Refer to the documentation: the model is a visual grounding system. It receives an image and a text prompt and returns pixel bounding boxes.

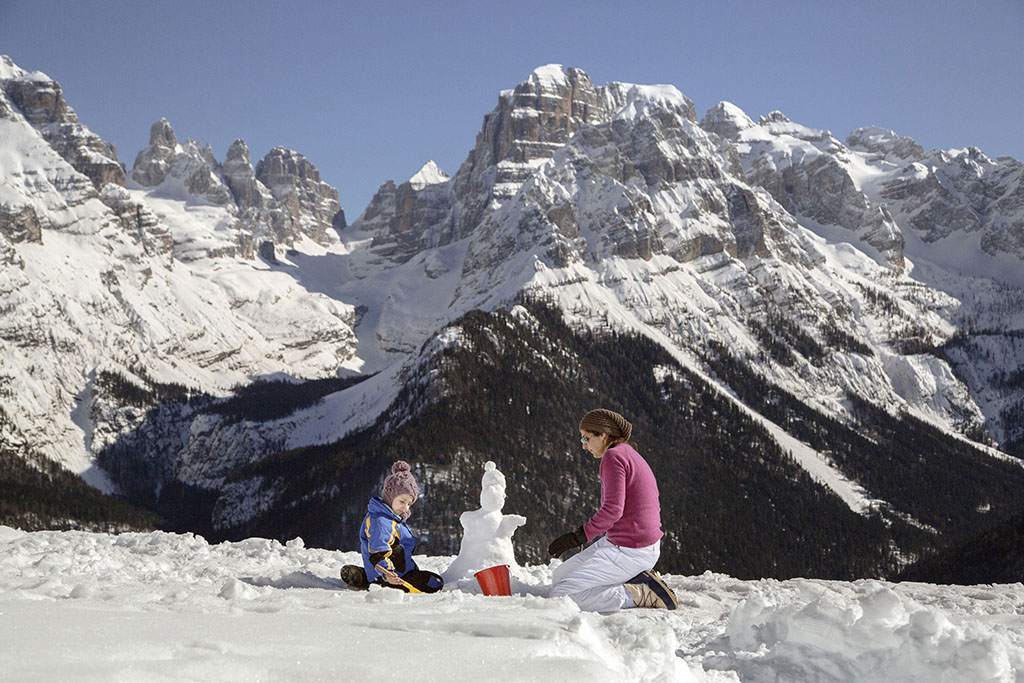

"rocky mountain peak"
[354,163,455,264]
[255,147,345,246]
[360,65,698,264]
[127,122,347,258]
[503,64,609,161]
[448,65,612,241]
[730,113,906,269]
[408,161,450,190]
[0,56,124,189]
[0,55,26,79]
[363,65,750,273]
[941,146,992,169]
[846,126,925,161]
[131,119,179,187]
[700,101,756,140]
[464,64,608,175]
[0,64,71,127]
[222,138,268,211]
[602,81,696,124]
[760,111,791,125]
[131,121,232,205]
[225,138,251,166]
[149,118,178,149]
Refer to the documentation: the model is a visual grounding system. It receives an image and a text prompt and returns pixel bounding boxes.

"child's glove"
[547,526,587,557]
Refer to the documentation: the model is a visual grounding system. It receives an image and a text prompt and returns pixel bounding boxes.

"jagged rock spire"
[131,119,178,187]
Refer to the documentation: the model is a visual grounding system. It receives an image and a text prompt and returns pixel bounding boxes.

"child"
[340,461,444,593]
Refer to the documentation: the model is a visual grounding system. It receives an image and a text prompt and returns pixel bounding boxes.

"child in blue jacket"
[340,461,443,593]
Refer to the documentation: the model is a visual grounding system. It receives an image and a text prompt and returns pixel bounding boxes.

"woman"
[547,408,677,612]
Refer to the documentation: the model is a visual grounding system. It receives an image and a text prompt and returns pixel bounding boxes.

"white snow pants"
[550,536,660,613]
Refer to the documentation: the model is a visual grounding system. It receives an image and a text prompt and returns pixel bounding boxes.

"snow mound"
[710,579,1024,682]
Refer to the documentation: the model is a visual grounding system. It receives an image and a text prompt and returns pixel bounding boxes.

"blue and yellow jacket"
[360,496,418,581]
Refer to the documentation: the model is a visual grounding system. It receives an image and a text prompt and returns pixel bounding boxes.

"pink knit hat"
[382,461,419,505]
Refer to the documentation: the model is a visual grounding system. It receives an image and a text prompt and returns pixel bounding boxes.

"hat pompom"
[392,461,411,474]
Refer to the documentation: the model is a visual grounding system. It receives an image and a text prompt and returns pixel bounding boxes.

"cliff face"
[1,55,125,190]
[255,146,346,248]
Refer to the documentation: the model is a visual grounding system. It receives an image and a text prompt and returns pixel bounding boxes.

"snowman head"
[479,461,506,512]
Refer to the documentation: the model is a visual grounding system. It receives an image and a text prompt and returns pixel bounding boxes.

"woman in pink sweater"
[547,409,678,612]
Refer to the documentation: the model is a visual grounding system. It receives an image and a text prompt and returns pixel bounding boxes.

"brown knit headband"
[579,408,632,442]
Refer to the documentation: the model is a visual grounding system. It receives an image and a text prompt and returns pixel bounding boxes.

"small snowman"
[441,461,526,583]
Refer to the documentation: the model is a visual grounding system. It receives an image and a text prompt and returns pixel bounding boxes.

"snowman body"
[441,461,526,582]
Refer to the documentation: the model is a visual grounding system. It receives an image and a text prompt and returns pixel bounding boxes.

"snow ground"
[2,526,1023,682]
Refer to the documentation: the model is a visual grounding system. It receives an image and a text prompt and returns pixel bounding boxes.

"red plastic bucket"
[474,564,511,596]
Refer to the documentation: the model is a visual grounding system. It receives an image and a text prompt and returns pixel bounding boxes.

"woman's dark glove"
[547,526,587,557]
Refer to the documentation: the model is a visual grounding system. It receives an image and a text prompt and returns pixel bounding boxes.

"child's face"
[390,493,415,517]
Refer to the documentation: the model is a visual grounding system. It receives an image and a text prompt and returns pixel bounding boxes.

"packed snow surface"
[3,526,1024,682]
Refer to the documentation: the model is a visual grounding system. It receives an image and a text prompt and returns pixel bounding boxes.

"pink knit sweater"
[582,443,664,548]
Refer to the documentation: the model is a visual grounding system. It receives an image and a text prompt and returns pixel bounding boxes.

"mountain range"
[3,56,1023,580]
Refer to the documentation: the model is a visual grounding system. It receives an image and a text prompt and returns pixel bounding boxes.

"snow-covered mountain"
[352,63,1022,454]
[0,56,356,485]
[702,104,1024,448]
[3,57,1024,577]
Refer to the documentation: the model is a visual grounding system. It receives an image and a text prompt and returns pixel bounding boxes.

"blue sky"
[2,0,1022,217]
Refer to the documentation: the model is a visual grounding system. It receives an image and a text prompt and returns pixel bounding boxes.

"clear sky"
[2,0,1022,217]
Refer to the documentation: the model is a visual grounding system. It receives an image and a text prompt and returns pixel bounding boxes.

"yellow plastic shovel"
[375,564,423,594]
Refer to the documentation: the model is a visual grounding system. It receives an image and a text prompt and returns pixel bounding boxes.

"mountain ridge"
[2,57,1024,580]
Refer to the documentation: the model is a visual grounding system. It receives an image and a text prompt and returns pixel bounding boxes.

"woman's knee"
[549,580,573,598]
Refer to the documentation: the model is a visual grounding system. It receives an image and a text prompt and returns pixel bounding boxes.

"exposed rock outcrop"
[702,105,908,269]
[222,139,269,211]
[0,205,44,244]
[131,119,177,187]
[131,119,232,205]
[700,101,756,140]
[356,162,455,263]
[451,65,612,240]
[130,119,345,257]
[99,185,174,260]
[847,126,925,161]
[0,56,125,189]
[880,147,1024,259]
[255,147,345,247]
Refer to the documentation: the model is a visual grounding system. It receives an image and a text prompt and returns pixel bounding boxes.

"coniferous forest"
[0,408,160,533]
[898,510,1024,585]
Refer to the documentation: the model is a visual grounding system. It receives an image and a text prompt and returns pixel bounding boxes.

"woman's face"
[580,429,609,459]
